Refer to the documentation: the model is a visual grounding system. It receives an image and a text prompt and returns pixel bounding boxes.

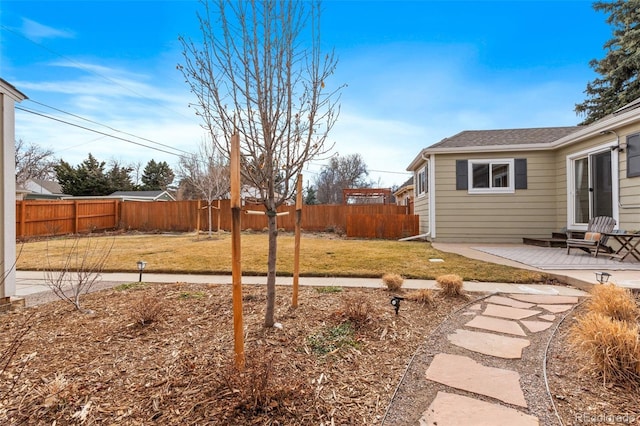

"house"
[21,178,68,200]
[406,99,640,243]
[1,78,27,300]
[108,190,176,202]
[393,177,414,207]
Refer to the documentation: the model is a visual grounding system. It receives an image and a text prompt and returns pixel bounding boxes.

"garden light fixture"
[137,260,147,282]
[390,296,405,315]
[595,271,611,284]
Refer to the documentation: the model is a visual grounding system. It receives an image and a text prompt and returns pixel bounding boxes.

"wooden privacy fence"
[16,199,418,240]
[16,200,119,239]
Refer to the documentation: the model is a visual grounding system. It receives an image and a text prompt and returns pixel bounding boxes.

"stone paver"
[538,304,573,313]
[485,295,535,309]
[447,329,531,359]
[465,315,527,336]
[483,304,541,320]
[419,392,539,426]
[401,292,581,425]
[510,294,579,304]
[425,353,527,406]
[520,320,553,333]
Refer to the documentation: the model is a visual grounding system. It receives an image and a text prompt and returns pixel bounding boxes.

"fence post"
[18,200,25,238]
[74,200,79,234]
[114,200,120,229]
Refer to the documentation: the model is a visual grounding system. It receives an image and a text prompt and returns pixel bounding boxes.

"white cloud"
[21,18,75,41]
[14,60,204,171]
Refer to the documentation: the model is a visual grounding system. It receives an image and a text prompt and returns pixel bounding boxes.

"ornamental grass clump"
[569,311,640,387]
[405,289,436,306]
[382,273,404,291]
[586,284,639,323]
[129,293,167,327]
[342,294,374,327]
[436,274,465,297]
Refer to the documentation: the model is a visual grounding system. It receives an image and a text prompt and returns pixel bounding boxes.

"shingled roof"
[428,126,581,149]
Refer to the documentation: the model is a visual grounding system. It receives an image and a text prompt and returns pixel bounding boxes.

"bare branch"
[43,236,114,313]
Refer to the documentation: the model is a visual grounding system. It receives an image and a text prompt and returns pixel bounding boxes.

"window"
[416,166,427,197]
[627,133,640,178]
[468,159,515,193]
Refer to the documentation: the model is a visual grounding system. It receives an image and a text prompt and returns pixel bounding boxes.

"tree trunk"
[207,202,212,238]
[264,212,278,327]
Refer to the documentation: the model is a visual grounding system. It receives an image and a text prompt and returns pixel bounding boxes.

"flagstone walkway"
[383,293,583,426]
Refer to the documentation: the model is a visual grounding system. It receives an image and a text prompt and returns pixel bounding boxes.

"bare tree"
[179,0,342,327]
[43,236,114,313]
[15,139,56,188]
[314,153,371,204]
[177,138,230,237]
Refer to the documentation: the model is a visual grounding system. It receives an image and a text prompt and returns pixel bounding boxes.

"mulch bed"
[2,282,638,425]
[0,282,468,425]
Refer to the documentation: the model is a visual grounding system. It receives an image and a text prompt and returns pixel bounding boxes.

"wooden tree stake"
[230,132,244,369]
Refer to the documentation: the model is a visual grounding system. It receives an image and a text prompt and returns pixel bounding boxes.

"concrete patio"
[432,242,640,291]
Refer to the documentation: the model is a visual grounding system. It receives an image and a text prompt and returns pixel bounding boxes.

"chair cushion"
[584,232,601,241]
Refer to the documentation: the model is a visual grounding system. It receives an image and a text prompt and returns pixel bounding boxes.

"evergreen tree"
[304,185,318,205]
[140,159,175,191]
[55,154,110,196]
[105,160,136,193]
[55,154,136,196]
[575,1,640,124]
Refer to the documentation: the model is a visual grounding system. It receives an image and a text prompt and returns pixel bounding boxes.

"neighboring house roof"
[429,126,581,149]
[25,178,63,194]
[109,190,176,201]
[394,177,414,197]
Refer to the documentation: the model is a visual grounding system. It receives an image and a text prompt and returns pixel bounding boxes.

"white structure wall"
[0,79,27,299]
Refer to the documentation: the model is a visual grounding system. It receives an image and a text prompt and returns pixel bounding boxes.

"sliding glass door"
[569,149,614,227]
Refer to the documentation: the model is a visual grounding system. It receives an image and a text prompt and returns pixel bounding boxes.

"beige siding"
[433,151,557,243]
[554,124,640,233]
[618,125,640,232]
[412,165,430,234]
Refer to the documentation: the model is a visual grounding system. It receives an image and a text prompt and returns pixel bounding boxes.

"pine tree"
[575,1,640,124]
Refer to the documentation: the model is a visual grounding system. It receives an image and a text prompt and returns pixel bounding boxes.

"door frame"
[566,142,619,231]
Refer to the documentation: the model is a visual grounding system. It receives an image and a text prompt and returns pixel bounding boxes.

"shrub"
[436,274,465,297]
[405,289,436,306]
[569,311,640,387]
[217,351,308,414]
[342,294,373,327]
[382,273,404,291]
[587,284,639,323]
[130,293,166,326]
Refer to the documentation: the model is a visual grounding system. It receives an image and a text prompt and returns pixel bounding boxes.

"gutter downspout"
[399,152,431,241]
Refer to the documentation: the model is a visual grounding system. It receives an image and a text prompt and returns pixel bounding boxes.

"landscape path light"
[390,295,405,315]
[595,271,611,285]
[137,260,147,282]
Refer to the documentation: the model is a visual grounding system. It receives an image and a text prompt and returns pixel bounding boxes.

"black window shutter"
[515,158,527,189]
[456,160,468,190]
[627,133,640,178]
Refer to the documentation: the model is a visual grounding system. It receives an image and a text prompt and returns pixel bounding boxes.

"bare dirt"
[1,282,638,425]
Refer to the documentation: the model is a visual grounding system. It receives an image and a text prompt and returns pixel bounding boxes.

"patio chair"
[566,216,617,257]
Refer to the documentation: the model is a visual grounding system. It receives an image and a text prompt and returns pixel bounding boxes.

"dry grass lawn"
[16,231,548,283]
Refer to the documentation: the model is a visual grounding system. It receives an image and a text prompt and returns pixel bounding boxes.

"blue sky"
[1,0,612,188]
